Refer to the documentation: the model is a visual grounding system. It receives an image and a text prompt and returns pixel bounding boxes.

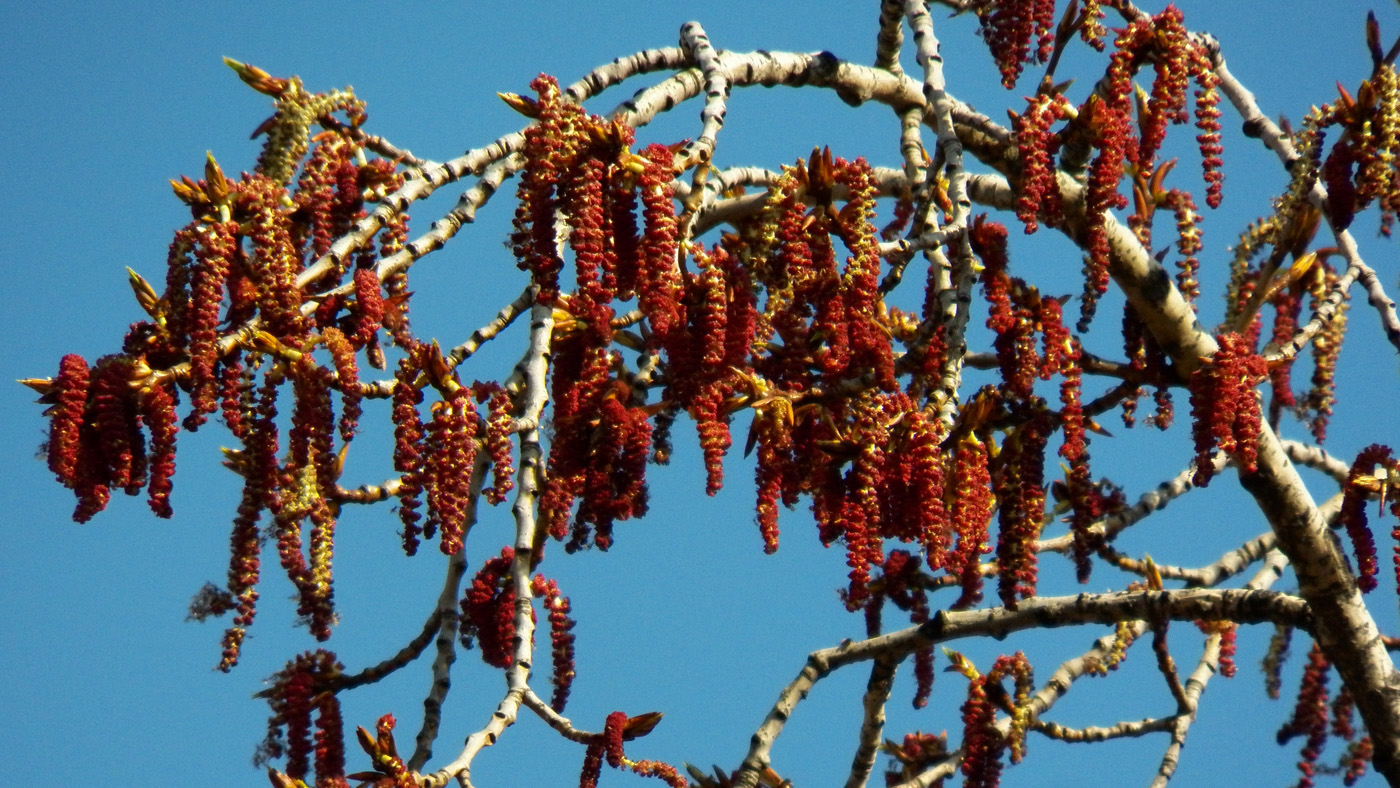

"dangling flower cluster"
[994,410,1051,608]
[1188,332,1268,487]
[1074,93,1131,332]
[1267,284,1302,423]
[391,347,428,555]
[461,548,518,669]
[974,0,1058,89]
[1329,685,1374,785]
[389,345,519,555]
[294,134,360,261]
[351,266,386,348]
[754,149,895,391]
[1073,5,1221,330]
[1119,304,1174,430]
[1263,624,1293,700]
[508,76,628,306]
[1055,335,1103,582]
[948,650,1034,788]
[463,552,573,694]
[577,384,654,550]
[37,65,422,675]
[1300,258,1346,444]
[474,382,517,505]
[174,219,239,429]
[1167,186,1205,300]
[788,391,953,611]
[579,712,626,788]
[543,369,654,552]
[281,356,339,643]
[143,381,179,518]
[1195,620,1238,678]
[863,550,935,707]
[1011,91,1072,233]
[531,574,578,712]
[243,175,311,342]
[36,354,181,523]
[971,217,1076,403]
[423,386,479,556]
[213,369,281,671]
[1276,643,1331,788]
[949,431,996,609]
[1311,50,1400,234]
[321,327,362,442]
[577,711,677,788]
[44,354,90,486]
[1337,444,1396,595]
[973,220,1035,400]
[256,649,347,788]
[503,78,687,550]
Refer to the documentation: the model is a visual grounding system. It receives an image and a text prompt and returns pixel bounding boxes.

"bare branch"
[844,656,897,788]
[673,22,730,172]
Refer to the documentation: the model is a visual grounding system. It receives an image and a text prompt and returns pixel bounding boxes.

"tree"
[14,1,1400,786]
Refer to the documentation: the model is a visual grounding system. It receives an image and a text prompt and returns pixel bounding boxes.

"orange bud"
[223,57,289,96]
[18,376,56,397]
[203,152,230,203]
[622,711,664,740]
[497,92,540,118]
[355,725,379,757]
[126,267,161,318]
[170,175,205,205]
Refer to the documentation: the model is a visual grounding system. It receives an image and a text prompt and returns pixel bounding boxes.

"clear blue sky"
[1,2,1393,786]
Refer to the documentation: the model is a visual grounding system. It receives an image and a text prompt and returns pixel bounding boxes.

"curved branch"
[674,22,730,171]
[734,588,1310,785]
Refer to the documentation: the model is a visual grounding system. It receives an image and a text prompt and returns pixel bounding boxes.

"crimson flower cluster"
[1302,38,1400,235]
[1188,332,1267,487]
[1277,644,1334,788]
[1065,5,1222,330]
[389,343,520,556]
[460,548,578,709]
[1337,444,1398,595]
[258,649,348,788]
[577,711,682,788]
[968,217,1110,587]
[1268,633,1376,785]
[531,574,578,712]
[954,651,1034,788]
[40,353,180,523]
[37,97,412,672]
[504,78,681,549]
[973,0,1057,89]
[863,549,935,708]
[1011,92,1071,233]
[1120,304,1175,430]
[461,548,519,669]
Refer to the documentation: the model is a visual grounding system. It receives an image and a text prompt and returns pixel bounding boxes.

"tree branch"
[734,589,1310,786]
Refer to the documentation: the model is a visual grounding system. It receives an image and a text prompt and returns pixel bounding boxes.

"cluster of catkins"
[34,5,1400,786]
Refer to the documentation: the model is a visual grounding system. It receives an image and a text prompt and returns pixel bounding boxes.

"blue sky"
[1,2,1393,786]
